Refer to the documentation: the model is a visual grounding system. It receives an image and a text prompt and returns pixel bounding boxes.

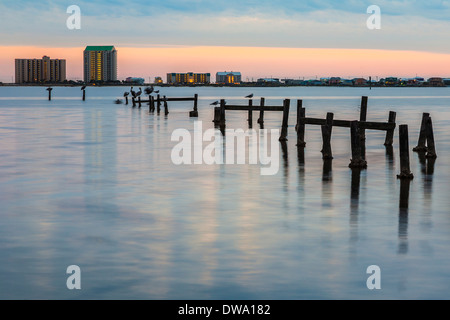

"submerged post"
[360,96,368,141]
[425,117,437,159]
[296,101,306,147]
[321,112,334,159]
[397,124,414,179]
[384,111,397,146]
[190,94,199,117]
[413,113,430,152]
[349,121,367,169]
[47,88,52,101]
[257,98,265,124]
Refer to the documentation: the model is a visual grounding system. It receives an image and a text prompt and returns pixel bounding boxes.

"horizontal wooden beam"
[140,97,196,103]
[302,117,395,130]
[224,105,284,111]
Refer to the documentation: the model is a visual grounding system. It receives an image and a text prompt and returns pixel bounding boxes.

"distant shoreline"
[0,83,448,88]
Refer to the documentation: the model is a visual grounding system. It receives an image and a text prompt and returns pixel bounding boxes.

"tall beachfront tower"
[83,46,117,83]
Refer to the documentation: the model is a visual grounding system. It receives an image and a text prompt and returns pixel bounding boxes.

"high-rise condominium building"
[83,46,117,83]
[15,56,66,84]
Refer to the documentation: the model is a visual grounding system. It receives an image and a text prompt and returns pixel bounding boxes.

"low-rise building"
[427,77,444,87]
[125,77,145,84]
[167,72,210,84]
[216,71,241,84]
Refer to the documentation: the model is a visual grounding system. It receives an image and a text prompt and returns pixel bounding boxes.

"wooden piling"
[349,121,367,168]
[425,117,437,159]
[219,99,226,126]
[321,112,334,159]
[157,94,161,114]
[164,96,169,115]
[125,96,128,105]
[48,89,52,101]
[132,97,136,107]
[248,99,253,128]
[257,98,265,124]
[384,111,396,146]
[190,94,199,117]
[138,96,142,108]
[360,96,368,140]
[279,99,290,141]
[413,113,430,152]
[296,101,306,147]
[397,124,414,179]
[213,107,221,124]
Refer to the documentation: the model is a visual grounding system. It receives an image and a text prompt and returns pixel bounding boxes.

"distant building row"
[165,72,241,85]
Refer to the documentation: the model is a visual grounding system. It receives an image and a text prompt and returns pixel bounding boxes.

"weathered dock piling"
[257,98,265,125]
[359,96,368,140]
[248,99,253,128]
[321,112,334,159]
[189,94,199,117]
[164,96,169,115]
[82,89,86,101]
[296,100,306,147]
[384,111,397,146]
[138,96,142,108]
[397,124,414,179]
[157,94,161,114]
[349,121,367,169]
[425,117,437,159]
[279,99,290,141]
[413,113,430,152]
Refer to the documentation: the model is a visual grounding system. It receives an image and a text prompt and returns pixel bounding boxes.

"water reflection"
[322,159,333,209]
[280,140,288,183]
[350,168,362,244]
[398,179,411,255]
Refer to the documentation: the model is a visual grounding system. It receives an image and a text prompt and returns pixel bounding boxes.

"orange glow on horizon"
[1,45,450,82]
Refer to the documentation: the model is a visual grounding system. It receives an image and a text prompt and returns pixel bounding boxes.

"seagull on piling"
[46,87,52,91]
[154,90,159,94]
[123,92,129,97]
[210,101,219,105]
[81,85,86,90]
[245,93,253,98]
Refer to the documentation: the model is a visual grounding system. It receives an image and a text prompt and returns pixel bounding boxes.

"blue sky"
[1,0,450,52]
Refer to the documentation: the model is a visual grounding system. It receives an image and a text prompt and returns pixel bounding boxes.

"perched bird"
[154,90,159,94]
[46,87,52,91]
[114,99,123,104]
[123,92,129,97]
[245,93,253,98]
[144,86,153,95]
[130,87,136,98]
[210,101,219,105]
[136,88,142,97]
[81,85,86,90]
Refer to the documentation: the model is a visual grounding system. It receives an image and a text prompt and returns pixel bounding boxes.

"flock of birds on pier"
[209,93,253,106]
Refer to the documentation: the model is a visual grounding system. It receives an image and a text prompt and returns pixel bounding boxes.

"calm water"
[0,86,449,299]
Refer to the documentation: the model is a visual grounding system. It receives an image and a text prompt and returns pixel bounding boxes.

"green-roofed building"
[83,45,117,83]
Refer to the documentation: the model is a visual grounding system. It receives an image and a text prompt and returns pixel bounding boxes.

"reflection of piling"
[349,121,367,168]
[359,96,368,140]
[413,113,430,152]
[322,159,332,182]
[321,112,333,159]
[296,100,306,147]
[138,96,142,108]
[399,179,411,209]
[132,97,136,107]
[257,98,265,125]
[384,111,396,146]
[279,99,290,141]
[351,168,361,205]
[397,124,414,179]
[425,117,437,159]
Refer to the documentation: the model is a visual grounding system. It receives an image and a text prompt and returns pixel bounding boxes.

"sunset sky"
[1,0,450,82]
